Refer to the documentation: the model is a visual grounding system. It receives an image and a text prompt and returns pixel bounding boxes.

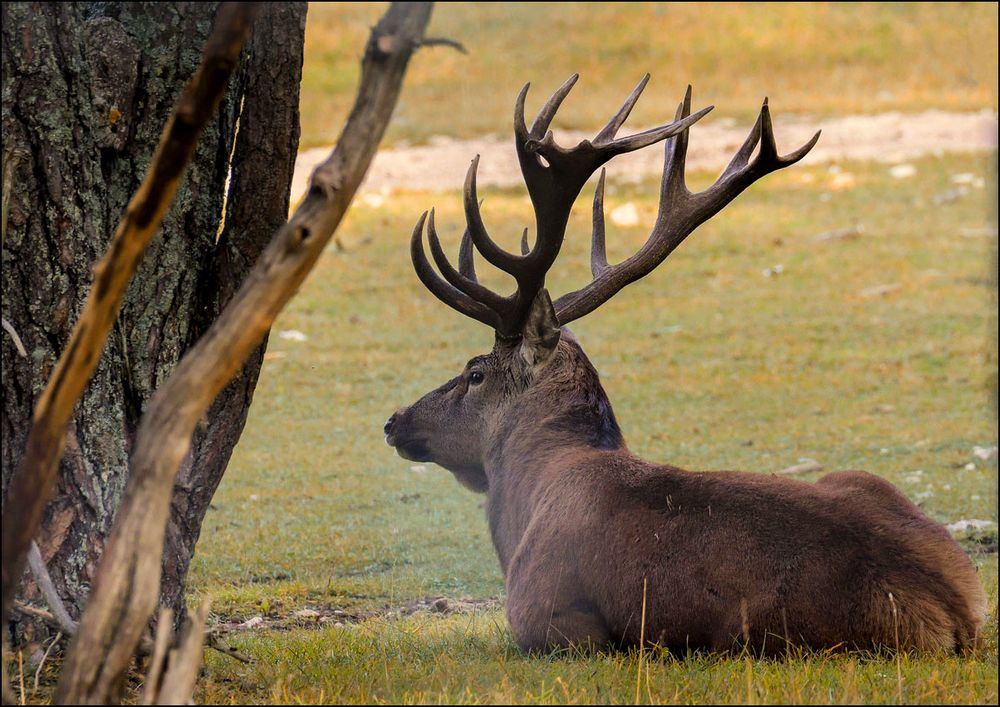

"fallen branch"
[32,632,61,698]
[11,599,243,667]
[205,631,253,664]
[55,3,432,703]
[0,2,260,642]
[775,461,824,476]
[813,224,864,242]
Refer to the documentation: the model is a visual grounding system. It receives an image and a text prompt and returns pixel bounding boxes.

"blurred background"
[300,2,997,147]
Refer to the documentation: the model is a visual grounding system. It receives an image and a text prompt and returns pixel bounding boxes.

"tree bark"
[1,1,304,638]
[162,0,306,619]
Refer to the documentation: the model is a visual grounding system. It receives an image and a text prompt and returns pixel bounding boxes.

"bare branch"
[140,608,174,706]
[26,541,76,634]
[418,36,467,53]
[1,2,260,644]
[1,317,26,357]
[55,3,433,703]
[153,602,209,706]
[32,632,61,697]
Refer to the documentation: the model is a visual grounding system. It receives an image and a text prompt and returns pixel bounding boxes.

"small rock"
[610,202,640,227]
[931,187,968,205]
[295,609,320,620]
[431,597,450,613]
[889,164,916,179]
[972,445,997,461]
[762,264,784,278]
[964,462,976,471]
[829,173,855,190]
[278,329,308,342]
[361,193,385,208]
[950,173,976,184]
[946,519,996,533]
[240,616,264,629]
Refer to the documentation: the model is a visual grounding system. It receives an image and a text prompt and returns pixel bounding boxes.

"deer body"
[386,75,987,654]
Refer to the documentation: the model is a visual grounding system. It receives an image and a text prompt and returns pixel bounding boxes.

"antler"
[553,88,821,325]
[411,74,712,337]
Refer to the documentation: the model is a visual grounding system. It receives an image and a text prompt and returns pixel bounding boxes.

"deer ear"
[519,289,561,368]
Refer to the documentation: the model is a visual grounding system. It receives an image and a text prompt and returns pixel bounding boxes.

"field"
[299,3,998,147]
[175,3,1000,704]
[183,145,998,703]
[18,3,998,705]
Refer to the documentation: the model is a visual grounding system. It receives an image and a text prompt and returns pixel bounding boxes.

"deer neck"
[482,357,625,572]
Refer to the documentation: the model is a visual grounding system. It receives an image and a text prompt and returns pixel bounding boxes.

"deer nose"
[383,414,398,436]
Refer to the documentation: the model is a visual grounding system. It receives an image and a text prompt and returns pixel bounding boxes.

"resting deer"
[384,75,987,654]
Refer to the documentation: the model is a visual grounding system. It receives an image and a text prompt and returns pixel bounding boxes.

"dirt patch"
[292,110,997,202]
[214,596,503,633]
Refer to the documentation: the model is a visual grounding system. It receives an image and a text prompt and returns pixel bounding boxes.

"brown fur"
[387,332,987,655]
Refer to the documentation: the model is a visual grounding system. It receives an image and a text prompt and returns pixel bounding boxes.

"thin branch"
[139,608,173,706]
[418,36,467,53]
[11,601,66,631]
[2,317,27,357]
[55,3,432,703]
[1,0,260,656]
[32,632,61,697]
[154,601,210,706]
[26,541,76,634]
[205,632,253,664]
[11,599,240,665]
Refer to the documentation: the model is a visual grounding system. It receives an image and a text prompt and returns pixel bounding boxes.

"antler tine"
[591,169,609,277]
[595,73,650,143]
[660,86,693,207]
[712,97,821,198]
[606,104,712,155]
[458,198,486,281]
[425,209,508,313]
[410,212,501,329]
[458,228,477,280]
[463,155,529,274]
[553,90,820,326]
[520,228,530,256]
[529,73,579,139]
[515,76,712,251]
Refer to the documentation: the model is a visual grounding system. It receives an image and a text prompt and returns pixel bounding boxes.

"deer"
[383,75,988,655]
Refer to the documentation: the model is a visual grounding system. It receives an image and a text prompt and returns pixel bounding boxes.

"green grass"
[299,2,999,147]
[181,151,998,704]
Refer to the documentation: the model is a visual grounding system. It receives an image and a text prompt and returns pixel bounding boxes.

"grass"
[299,2,999,147]
[176,150,998,704]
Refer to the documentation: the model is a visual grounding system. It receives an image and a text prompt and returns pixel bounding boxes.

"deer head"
[384,75,819,491]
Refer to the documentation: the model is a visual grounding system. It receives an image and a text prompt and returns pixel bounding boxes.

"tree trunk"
[1,1,305,639]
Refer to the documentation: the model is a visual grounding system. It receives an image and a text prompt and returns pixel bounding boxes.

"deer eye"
[468,370,485,385]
